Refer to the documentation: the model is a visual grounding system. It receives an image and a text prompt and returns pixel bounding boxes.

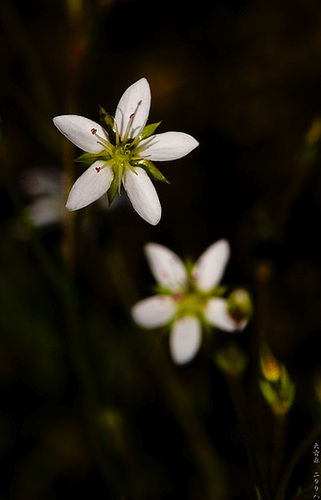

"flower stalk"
[215,343,269,500]
[259,343,295,493]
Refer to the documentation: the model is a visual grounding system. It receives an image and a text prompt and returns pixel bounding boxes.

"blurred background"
[2,0,321,498]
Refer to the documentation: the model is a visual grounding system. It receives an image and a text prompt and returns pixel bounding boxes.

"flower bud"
[227,288,252,325]
[260,343,282,383]
[214,342,248,378]
[259,345,295,416]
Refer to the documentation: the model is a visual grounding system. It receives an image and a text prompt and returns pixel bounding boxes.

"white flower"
[53,78,199,225]
[131,240,248,365]
[20,167,64,227]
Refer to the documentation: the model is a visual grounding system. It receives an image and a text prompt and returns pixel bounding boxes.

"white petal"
[65,161,113,210]
[53,115,108,153]
[27,196,62,227]
[144,243,187,293]
[122,167,161,225]
[139,131,199,161]
[169,316,201,364]
[131,296,176,328]
[192,239,230,292]
[204,298,246,332]
[22,167,62,196]
[114,78,151,140]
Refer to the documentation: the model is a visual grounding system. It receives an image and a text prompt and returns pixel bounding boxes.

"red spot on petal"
[91,128,97,134]
[129,113,135,119]
[95,166,101,173]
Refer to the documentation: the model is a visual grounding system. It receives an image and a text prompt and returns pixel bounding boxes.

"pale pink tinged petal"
[114,78,151,140]
[122,167,161,225]
[169,316,201,364]
[65,161,113,211]
[139,131,199,161]
[131,296,176,328]
[53,115,108,153]
[204,298,246,332]
[144,243,187,293]
[192,239,230,292]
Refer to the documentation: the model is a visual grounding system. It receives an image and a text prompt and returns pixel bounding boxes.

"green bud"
[259,363,295,416]
[227,288,252,324]
[214,342,248,378]
[260,343,282,383]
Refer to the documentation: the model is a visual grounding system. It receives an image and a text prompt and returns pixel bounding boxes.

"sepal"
[99,105,116,144]
[76,151,111,166]
[132,159,170,184]
[139,121,162,141]
[106,167,119,205]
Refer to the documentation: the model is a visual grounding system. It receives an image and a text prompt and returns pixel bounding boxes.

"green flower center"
[156,266,227,324]
[90,128,139,180]
[113,143,134,165]
[175,292,206,319]
[76,112,164,205]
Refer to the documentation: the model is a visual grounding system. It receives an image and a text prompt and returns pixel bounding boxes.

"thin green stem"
[144,335,230,500]
[275,422,321,500]
[227,374,269,500]
[104,245,230,498]
[271,414,286,492]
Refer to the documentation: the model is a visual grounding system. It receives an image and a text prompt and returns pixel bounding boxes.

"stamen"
[123,115,134,141]
[90,128,114,154]
[134,134,156,156]
[123,100,143,141]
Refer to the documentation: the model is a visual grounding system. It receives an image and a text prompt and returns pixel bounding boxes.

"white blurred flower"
[53,78,198,225]
[20,167,64,227]
[131,240,248,365]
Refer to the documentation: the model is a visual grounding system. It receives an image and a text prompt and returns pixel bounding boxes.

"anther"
[91,128,97,135]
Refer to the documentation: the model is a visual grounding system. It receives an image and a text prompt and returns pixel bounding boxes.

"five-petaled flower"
[131,240,249,364]
[53,78,198,225]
